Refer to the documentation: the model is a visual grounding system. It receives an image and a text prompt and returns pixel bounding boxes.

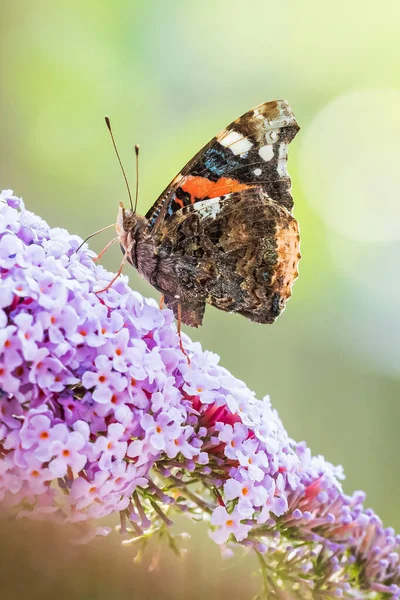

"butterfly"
[114,100,301,328]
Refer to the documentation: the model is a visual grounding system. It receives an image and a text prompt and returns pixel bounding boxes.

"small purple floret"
[0,190,399,598]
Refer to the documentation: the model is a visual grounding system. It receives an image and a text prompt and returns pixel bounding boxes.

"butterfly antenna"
[134,144,139,214]
[75,223,116,253]
[104,116,134,212]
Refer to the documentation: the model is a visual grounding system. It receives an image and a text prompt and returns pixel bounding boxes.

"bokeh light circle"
[299,90,400,242]
[326,231,400,378]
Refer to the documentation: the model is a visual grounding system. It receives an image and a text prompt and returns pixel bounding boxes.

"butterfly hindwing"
[145,100,300,232]
[152,189,301,327]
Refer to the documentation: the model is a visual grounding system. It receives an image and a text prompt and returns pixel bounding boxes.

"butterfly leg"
[96,245,131,294]
[177,301,191,365]
[159,294,165,310]
[93,237,118,262]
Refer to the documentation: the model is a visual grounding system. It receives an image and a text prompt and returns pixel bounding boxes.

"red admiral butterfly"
[109,100,301,328]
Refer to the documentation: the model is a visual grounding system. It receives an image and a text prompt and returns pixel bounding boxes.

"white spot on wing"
[265,130,279,144]
[220,130,253,155]
[277,143,288,176]
[193,198,223,220]
[254,168,262,176]
[263,115,291,130]
[253,108,264,119]
[258,145,274,162]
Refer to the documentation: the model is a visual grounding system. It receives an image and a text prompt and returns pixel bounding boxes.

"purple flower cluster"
[0,190,399,598]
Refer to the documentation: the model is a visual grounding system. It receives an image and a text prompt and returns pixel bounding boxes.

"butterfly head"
[116,201,146,255]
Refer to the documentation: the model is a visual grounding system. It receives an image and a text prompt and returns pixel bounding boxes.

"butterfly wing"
[153,189,301,327]
[145,100,299,233]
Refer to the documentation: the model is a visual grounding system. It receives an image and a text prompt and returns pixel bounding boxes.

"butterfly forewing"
[145,100,299,233]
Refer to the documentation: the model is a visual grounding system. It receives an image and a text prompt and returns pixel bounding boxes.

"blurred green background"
[1,0,400,597]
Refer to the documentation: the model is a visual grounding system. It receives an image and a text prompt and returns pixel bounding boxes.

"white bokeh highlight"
[299,89,400,242]
[327,233,400,378]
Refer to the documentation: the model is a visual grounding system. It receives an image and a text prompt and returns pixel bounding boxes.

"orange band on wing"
[181,176,251,201]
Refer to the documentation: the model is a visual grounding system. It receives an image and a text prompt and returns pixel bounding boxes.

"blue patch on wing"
[148,200,177,227]
[203,146,242,177]
[148,208,161,227]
